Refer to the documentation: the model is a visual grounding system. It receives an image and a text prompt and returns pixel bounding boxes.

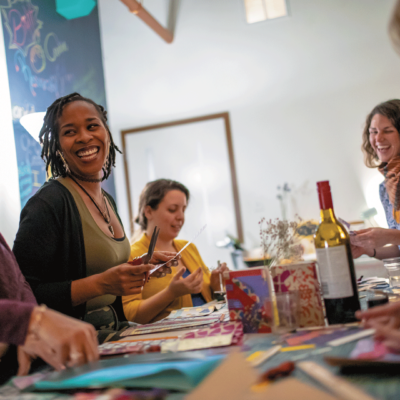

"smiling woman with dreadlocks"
[13,93,176,340]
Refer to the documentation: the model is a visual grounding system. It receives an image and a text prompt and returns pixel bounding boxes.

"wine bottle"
[314,181,360,324]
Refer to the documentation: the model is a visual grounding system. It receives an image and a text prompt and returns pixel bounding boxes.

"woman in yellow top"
[123,179,229,323]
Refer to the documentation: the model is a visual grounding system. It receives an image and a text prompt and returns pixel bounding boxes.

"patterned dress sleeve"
[380,182,400,250]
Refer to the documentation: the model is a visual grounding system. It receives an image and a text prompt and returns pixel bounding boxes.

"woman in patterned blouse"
[351,100,400,260]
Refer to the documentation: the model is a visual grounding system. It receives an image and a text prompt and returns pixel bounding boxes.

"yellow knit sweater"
[122,234,213,322]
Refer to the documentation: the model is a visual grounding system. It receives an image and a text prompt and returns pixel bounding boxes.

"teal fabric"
[33,355,224,392]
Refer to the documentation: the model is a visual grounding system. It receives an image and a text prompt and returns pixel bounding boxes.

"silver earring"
[57,150,70,174]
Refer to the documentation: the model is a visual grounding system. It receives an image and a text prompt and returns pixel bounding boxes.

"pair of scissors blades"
[142,226,159,264]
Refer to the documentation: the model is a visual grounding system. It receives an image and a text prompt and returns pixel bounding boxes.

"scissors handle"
[142,226,159,264]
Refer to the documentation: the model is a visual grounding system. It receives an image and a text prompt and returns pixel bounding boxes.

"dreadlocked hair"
[39,92,122,181]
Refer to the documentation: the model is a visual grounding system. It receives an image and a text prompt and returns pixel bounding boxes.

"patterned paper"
[224,268,273,333]
[176,321,243,352]
[165,305,215,319]
[271,262,324,327]
[120,316,220,337]
[98,340,170,356]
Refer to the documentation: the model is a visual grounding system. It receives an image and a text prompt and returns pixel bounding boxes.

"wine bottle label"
[316,245,354,299]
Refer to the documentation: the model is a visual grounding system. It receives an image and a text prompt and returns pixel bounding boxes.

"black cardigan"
[13,179,123,320]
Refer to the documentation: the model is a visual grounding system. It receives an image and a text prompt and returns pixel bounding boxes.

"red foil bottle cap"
[317,181,333,210]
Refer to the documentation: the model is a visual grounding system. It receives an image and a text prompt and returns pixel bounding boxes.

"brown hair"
[135,179,190,232]
[362,99,400,168]
[389,0,400,55]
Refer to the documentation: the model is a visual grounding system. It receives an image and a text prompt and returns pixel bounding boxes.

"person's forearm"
[70,275,104,307]
[370,245,400,260]
[134,288,176,324]
[388,229,400,246]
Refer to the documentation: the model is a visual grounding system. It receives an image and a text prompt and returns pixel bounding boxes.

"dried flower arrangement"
[259,216,303,268]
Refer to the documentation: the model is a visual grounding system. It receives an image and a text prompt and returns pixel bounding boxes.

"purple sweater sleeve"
[0,233,37,345]
[0,300,34,345]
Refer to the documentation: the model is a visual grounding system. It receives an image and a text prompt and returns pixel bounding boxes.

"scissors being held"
[129,227,179,280]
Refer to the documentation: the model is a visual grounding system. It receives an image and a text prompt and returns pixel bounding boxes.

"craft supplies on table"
[121,316,221,337]
[246,345,281,367]
[165,304,217,319]
[325,337,400,368]
[99,337,179,356]
[282,325,374,347]
[175,321,243,352]
[271,261,325,328]
[224,267,274,333]
[298,361,376,400]
[29,353,225,392]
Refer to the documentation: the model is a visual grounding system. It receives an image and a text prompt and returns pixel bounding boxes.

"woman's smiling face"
[145,190,187,241]
[58,101,109,179]
[369,113,400,163]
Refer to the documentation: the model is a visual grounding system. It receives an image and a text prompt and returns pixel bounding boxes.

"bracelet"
[29,304,47,338]
[372,248,376,258]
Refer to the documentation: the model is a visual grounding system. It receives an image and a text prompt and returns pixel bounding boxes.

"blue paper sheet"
[33,355,224,392]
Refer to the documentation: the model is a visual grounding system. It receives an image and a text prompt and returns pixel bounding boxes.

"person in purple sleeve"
[0,232,99,384]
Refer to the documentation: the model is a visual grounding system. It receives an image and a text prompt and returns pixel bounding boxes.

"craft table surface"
[164,331,400,400]
[0,330,398,400]
[0,294,397,399]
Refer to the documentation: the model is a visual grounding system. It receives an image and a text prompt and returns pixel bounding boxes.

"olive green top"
[59,178,131,311]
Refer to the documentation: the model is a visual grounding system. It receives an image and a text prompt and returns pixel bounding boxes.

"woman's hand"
[166,267,203,298]
[373,323,400,352]
[17,307,99,375]
[97,263,152,296]
[356,303,400,353]
[351,228,397,249]
[148,251,180,278]
[350,242,368,259]
[356,302,400,330]
[210,262,229,292]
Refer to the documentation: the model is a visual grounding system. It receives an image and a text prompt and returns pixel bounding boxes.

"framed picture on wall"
[121,112,243,268]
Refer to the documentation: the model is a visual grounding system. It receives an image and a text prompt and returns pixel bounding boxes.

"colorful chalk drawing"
[0,0,116,207]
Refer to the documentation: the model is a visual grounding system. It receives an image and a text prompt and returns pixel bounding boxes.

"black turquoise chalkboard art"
[0,0,116,207]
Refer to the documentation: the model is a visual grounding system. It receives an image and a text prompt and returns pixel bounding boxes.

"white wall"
[98,0,399,250]
[0,17,21,247]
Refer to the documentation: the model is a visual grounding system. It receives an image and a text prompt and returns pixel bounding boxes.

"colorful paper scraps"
[32,355,225,392]
[0,389,168,400]
[224,267,273,333]
[351,339,389,360]
[121,316,221,337]
[175,321,243,352]
[350,338,400,362]
[99,338,179,356]
[283,326,371,347]
[165,305,216,319]
[326,338,400,368]
[281,345,316,352]
[271,262,324,328]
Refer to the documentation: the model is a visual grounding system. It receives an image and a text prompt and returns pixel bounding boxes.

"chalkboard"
[0,0,116,207]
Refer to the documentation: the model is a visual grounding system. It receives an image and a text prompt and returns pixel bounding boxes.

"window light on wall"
[244,0,288,24]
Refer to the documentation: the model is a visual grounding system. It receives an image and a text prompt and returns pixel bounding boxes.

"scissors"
[128,226,159,282]
[142,226,160,264]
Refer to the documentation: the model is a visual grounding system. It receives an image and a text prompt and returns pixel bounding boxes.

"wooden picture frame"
[121,112,243,244]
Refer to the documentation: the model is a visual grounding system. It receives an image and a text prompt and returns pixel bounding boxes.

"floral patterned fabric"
[380,182,400,250]
[271,262,324,327]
